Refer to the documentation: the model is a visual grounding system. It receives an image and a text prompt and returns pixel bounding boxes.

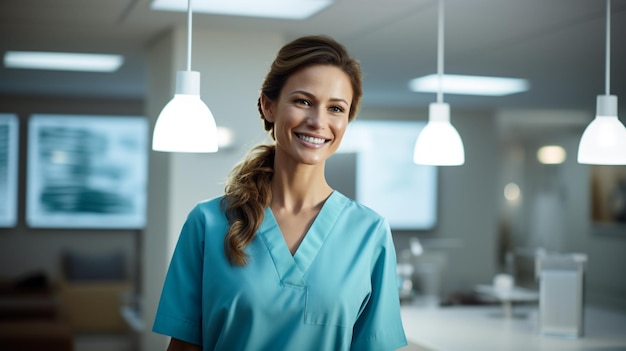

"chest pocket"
[303,277,369,327]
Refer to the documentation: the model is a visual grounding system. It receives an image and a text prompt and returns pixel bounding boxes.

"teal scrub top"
[153,191,407,351]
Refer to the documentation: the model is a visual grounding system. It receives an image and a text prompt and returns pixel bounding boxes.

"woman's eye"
[329,106,345,113]
[295,99,311,106]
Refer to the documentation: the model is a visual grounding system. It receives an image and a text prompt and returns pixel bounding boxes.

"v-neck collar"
[257,191,349,286]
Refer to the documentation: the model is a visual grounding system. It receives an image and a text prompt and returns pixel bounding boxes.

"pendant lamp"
[577,0,626,165]
[413,0,464,166]
[152,0,219,153]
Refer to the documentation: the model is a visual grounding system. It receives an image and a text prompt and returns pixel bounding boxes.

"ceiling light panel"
[409,74,530,96]
[151,0,332,20]
[4,51,124,72]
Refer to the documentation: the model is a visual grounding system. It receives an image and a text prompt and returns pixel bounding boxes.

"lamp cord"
[437,0,444,103]
[186,0,192,72]
[605,0,610,96]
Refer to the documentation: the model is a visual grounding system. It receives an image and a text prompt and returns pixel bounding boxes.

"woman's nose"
[306,108,324,128]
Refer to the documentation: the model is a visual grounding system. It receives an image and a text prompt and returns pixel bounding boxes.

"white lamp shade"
[413,103,465,166]
[577,95,626,165]
[152,93,219,153]
[577,116,626,165]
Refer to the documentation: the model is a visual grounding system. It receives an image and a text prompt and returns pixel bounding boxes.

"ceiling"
[1,0,625,116]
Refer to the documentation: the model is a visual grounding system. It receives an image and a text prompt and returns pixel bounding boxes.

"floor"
[400,341,434,351]
[74,334,135,351]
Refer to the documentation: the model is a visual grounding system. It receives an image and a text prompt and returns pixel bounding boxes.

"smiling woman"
[152,35,407,351]
[261,64,352,167]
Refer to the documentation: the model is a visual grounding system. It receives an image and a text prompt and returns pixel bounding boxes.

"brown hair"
[221,35,363,265]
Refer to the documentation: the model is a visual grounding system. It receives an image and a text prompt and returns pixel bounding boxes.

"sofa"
[58,250,131,333]
[0,272,74,351]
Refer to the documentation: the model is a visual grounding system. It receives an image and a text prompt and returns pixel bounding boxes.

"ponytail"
[221,145,275,265]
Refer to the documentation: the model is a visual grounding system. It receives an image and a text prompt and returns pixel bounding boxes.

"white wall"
[141,25,176,351]
[142,27,284,351]
[168,27,282,255]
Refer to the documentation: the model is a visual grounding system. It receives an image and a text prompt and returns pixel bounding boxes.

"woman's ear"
[260,94,275,123]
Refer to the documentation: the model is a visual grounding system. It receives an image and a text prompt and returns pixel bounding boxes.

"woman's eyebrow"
[329,97,349,106]
[289,90,314,98]
[290,90,348,105]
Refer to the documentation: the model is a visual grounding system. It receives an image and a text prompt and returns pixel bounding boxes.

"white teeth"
[297,134,326,145]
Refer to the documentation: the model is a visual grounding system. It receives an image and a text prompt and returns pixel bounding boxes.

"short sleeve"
[351,220,407,351]
[152,205,205,345]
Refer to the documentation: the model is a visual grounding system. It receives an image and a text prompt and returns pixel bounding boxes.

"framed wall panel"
[328,120,438,231]
[0,114,19,227]
[26,114,148,229]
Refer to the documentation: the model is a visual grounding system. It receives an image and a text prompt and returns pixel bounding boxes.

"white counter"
[401,304,626,351]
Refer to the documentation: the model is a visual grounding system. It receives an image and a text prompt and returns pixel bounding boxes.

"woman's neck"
[271,161,332,213]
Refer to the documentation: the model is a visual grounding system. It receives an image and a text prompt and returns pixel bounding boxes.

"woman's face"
[263,64,353,166]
